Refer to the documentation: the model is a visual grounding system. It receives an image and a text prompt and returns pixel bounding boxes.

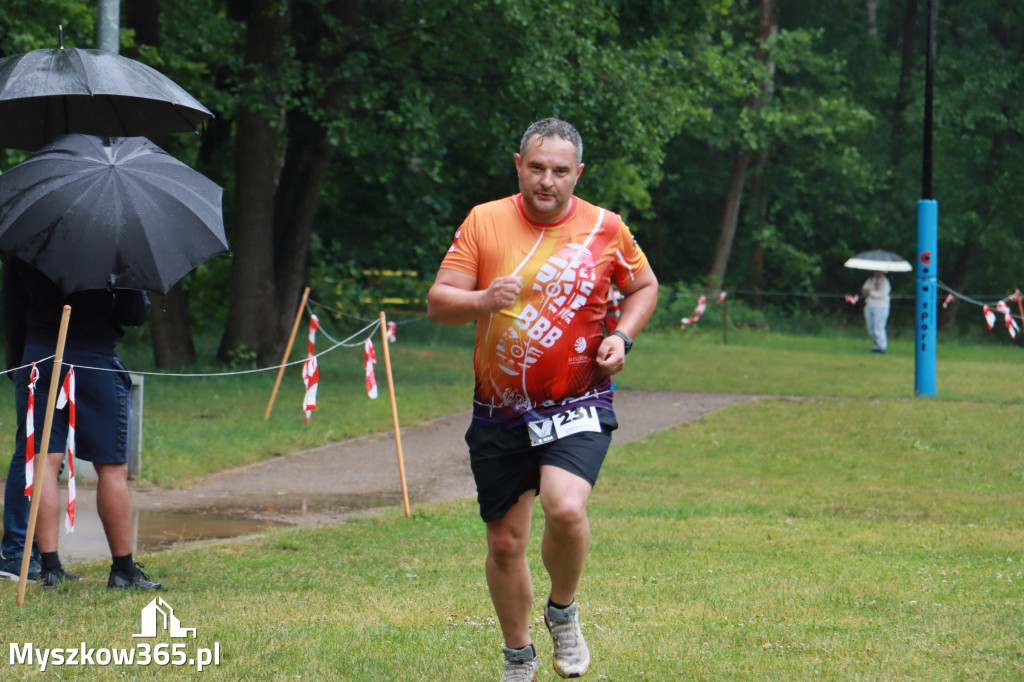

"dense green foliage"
[1,1,1022,348]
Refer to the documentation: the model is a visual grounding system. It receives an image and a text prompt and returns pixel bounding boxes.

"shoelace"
[114,562,153,582]
[503,661,536,681]
[548,618,580,648]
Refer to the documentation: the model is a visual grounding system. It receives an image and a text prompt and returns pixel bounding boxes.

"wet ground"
[5,390,765,563]
[57,492,401,562]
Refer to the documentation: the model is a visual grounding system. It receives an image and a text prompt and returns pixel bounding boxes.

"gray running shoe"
[0,554,41,581]
[500,644,538,682]
[545,601,590,678]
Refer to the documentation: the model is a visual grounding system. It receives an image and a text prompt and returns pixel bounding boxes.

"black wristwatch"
[610,330,633,355]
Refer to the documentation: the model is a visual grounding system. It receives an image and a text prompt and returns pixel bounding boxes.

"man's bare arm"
[427,268,524,326]
[595,267,659,373]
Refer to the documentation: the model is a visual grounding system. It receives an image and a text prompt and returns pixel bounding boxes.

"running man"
[428,118,658,680]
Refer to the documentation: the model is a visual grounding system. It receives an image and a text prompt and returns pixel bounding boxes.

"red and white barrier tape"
[364,338,378,399]
[996,301,1019,339]
[24,363,39,498]
[680,295,708,329]
[302,315,320,423]
[55,366,76,533]
[983,305,996,330]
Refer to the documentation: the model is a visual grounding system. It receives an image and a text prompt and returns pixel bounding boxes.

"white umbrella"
[843,249,912,272]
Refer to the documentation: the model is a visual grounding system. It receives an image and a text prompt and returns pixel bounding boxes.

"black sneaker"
[0,554,41,581]
[41,567,80,589]
[108,562,162,590]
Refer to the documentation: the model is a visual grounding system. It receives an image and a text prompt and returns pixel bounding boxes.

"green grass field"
[1,325,1022,679]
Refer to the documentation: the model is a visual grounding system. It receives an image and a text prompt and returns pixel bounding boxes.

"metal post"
[915,0,938,397]
[128,373,144,479]
[97,0,120,54]
[921,0,936,201]
[915,200,937,396]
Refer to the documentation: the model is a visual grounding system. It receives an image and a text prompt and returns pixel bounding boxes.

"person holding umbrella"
[844,250,910,355]
[861,270,892,353]
[1,255,162,589]
[0,29,218,589]
[0,134,226,590]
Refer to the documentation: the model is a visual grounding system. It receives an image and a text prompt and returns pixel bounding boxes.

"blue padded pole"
[915,200,937,397]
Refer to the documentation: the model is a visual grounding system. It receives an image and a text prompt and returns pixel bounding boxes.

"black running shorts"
[466,408,618,522]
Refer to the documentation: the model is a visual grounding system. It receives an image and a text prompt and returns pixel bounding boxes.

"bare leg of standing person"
[34,452,64,555]
[35,451,79,588]
[94,462,132,556]
[95,462,161,589]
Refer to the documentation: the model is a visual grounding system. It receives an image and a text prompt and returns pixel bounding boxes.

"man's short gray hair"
[520,118,583,167]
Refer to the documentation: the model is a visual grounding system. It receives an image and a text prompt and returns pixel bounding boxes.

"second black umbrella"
[0,133,228,294]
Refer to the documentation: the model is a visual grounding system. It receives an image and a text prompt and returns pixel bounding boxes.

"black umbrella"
[0,133,228,294]
[843,249,912,273]
[0,39,212,151]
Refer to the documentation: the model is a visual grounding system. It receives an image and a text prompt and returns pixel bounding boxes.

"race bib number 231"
[526,406,601,447]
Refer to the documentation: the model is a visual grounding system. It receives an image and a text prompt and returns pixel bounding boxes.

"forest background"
[2,0,1022,368]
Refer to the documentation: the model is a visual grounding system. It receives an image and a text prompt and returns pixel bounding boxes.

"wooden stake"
[265,287,311,421]
[379,311,410,518]
[18,305,71,606]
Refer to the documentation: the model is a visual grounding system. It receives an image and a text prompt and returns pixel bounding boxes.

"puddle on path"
[3,493,395,564]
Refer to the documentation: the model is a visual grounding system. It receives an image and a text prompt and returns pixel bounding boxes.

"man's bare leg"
[538,465,593,605]
[486,489,537,649]
[34,452,65,554]
[94,462,132,557]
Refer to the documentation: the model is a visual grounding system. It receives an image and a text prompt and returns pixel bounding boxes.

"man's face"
[515,134,583,224]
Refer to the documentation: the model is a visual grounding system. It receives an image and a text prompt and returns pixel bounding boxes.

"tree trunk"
[865,1,879,38]
[219,0,292,365]
[881,0,919,203]
[939,128,1009,331]
[265,0,362,360]
[124,0,198,368]
[707,0,778,291]
[708,150,752,292]
[270,112,338,358]
[746,149,771,306]
[122,0,160,59]
[148,289,196,367]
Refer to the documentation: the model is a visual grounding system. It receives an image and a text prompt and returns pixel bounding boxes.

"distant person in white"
[861,271,891,354]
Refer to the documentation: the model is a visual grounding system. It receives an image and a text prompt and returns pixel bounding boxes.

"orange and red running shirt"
[440,194,650,427]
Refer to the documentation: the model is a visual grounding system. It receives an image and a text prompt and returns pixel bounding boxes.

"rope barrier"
[0,320,381,380]
[935,280,1019,312]
[667,284,1022,322]
[0,356,56,377]
[1,281,1016,383]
